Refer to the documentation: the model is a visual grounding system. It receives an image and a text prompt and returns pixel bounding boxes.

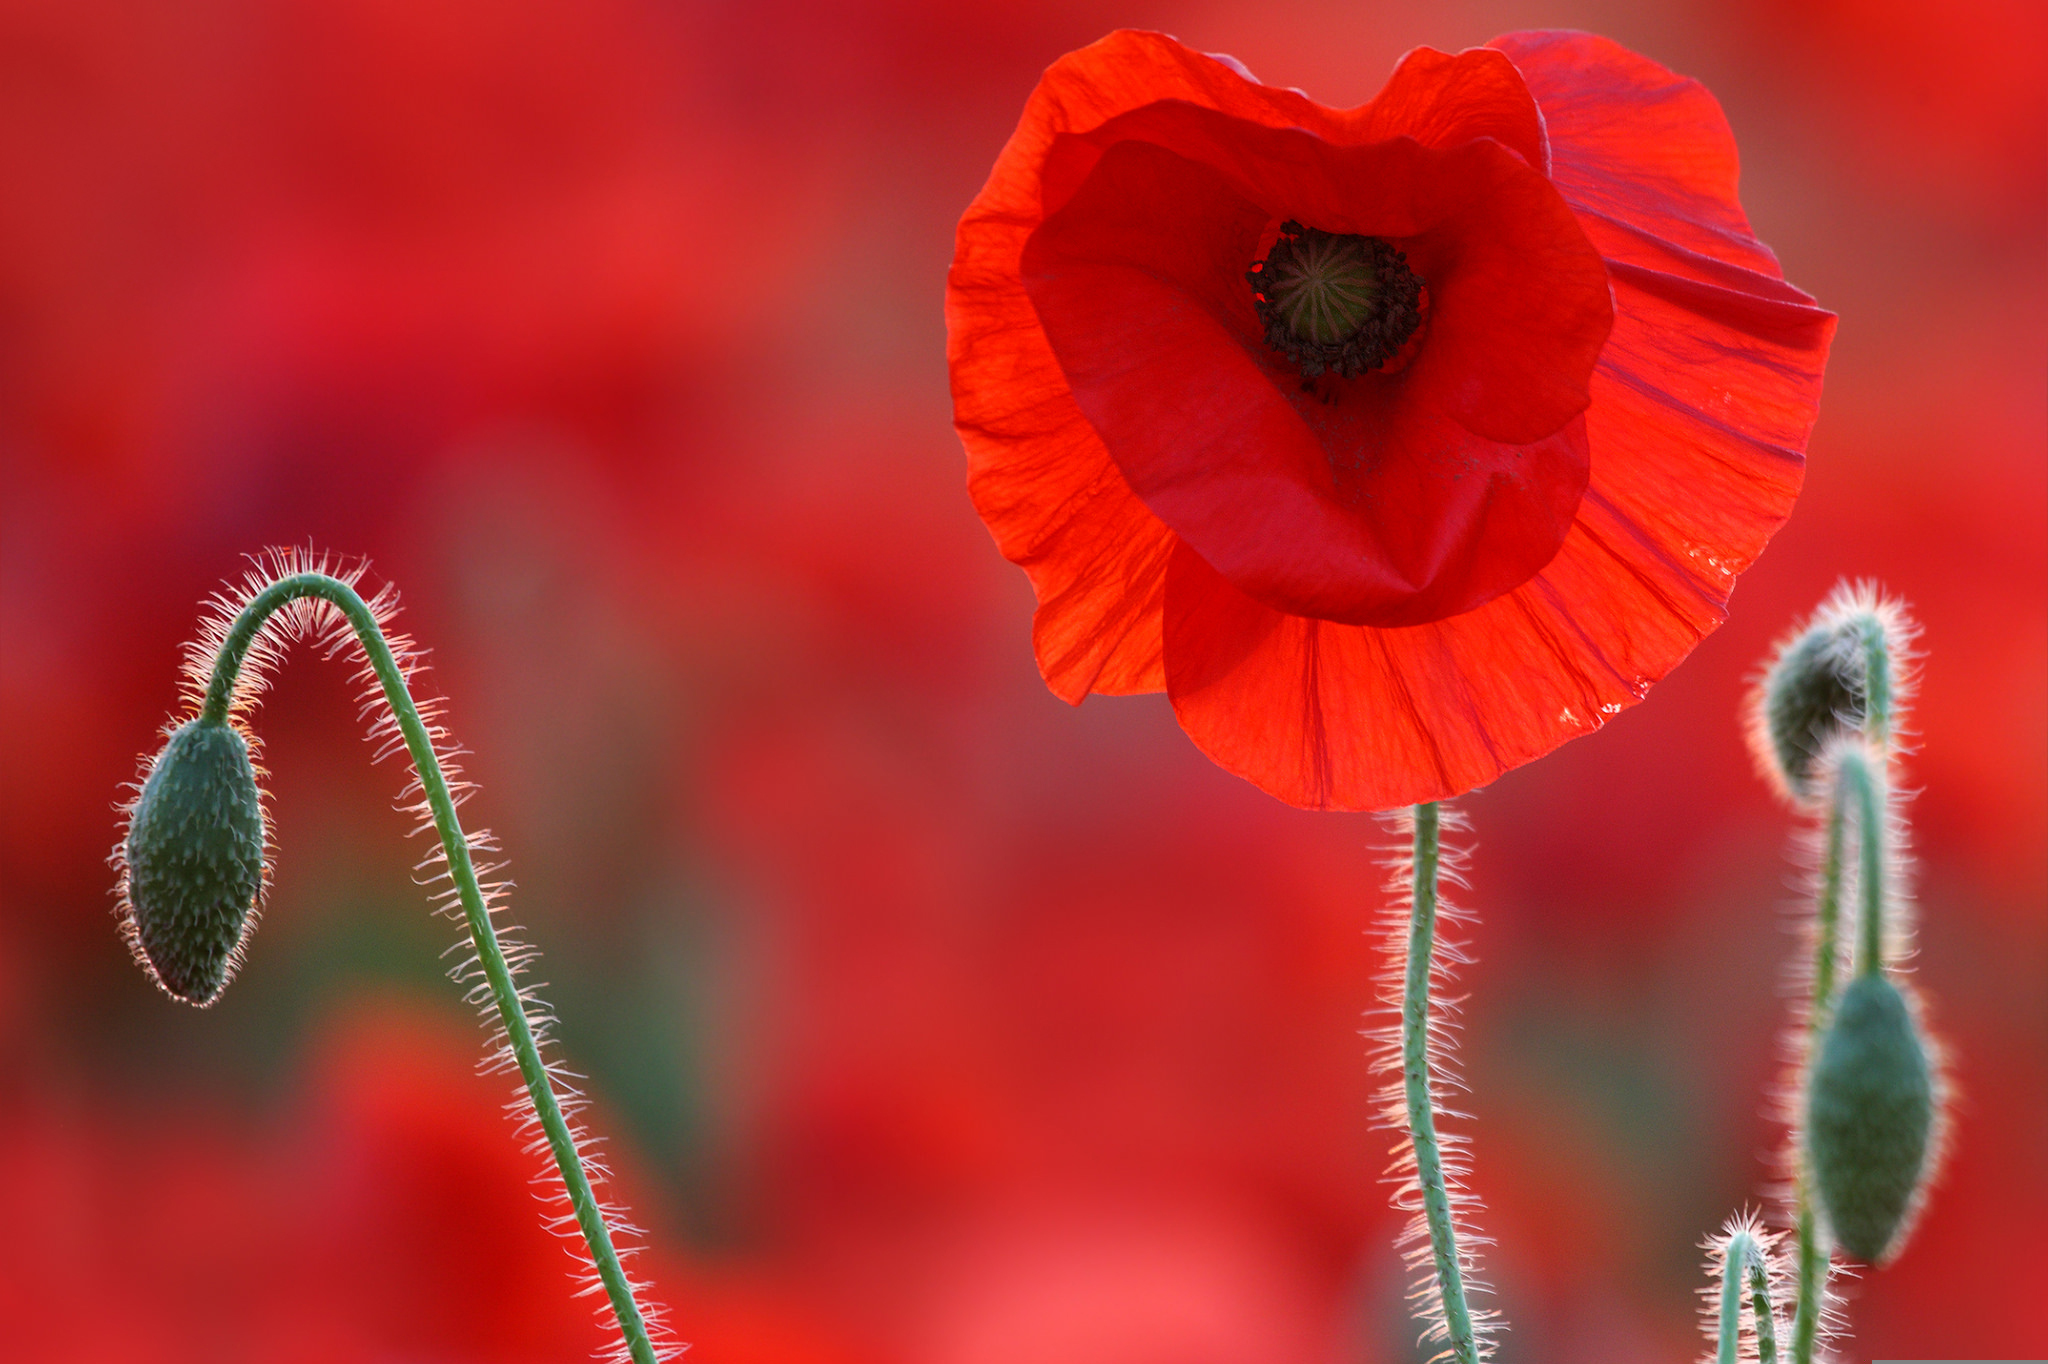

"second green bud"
[1807,972,1936,1263]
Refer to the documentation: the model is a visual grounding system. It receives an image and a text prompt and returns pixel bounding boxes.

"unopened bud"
[1749,584,1911,804]
[121,718,265,1005]
[1806,973,1936,1263]
[1758,623,1866,802]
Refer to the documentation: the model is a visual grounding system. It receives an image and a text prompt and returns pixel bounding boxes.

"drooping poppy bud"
[1806,972,1937,1262]
[120,718,266,1005]
[1749,583,1914,804]
[106,550,675,1361]
[1759,623,1867,801]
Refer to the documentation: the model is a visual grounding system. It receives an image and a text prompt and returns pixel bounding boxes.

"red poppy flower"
[948,30,1835,809]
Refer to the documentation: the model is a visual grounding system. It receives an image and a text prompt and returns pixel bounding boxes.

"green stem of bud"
[1858,615,1893,752]
[1717,1228,1783,1364]
[1792,742,1889,1361]
[1811,783,1850,1040]
[1791,771,1849,1364]
[1839,749,1886,981]
[202,572,660,1364]
[1788,1199,1824,1364]
[1404,802,1480,1364]
[1749,1243,1783,1364]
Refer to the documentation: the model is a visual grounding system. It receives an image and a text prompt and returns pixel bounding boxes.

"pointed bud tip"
[119,718,266,1005]
[1807,973,1938,1263]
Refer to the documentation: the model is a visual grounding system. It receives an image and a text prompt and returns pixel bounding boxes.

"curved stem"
[205,572,659,1364]
[1404,802,1479,1363]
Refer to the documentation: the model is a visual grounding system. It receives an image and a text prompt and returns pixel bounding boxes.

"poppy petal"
[1492,31,1796,277]
[949,299,1172,702]
[1023,116,1606,625]
[1162,38,1837,809]
[956,30,1834,809]
[1340,44,1547,169]
[1164,539,1463,811]
[947,38,1216,702]
[1164,503,1698,811]
[1040,99,1610,446]
[949,29,1348,703]
[949,226,1173,700]
[1498,28,1836,649]
[952,32,1577,696]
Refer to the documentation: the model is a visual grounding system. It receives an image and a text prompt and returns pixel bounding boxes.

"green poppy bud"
[121,718,266,1005]
[1761,623,1865,801]
[1749,584,1914,804]
[1806,973,1936,1262]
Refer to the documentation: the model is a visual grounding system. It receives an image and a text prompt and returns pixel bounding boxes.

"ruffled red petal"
[1164,34,1836,809]
[949,29,1382,701]
[949,35,1226,702]
[950,32,1594,689]
[1498,28,1835,639]
[948,191,1174,703]
[1490,31,1783,277]
[1164,492,1719,810]
[1022,115,1605,625]
[952,31,1834,808]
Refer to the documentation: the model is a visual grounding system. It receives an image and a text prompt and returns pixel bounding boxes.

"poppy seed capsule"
[1248,222,1424,381]
[1760,620,1867,801]
[1807,973,1935,1262]
[123,718,265,1005]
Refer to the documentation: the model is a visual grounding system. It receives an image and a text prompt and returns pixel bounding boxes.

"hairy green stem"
[1840,751,1886,980]
[1717,1230,1782,1364]
[1404,802,1479,1364]
[1790,740,1888,1363]
[1859,615,1893,751]
[1790,781,1847,1364]
[1808,787,1849,1037]
[1748,1243,1783,1364]
[204,572,659,1364]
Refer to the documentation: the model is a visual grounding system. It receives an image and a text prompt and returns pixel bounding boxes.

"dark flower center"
[1248,222,1423,380]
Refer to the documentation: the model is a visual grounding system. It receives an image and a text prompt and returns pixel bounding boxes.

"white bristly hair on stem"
[1699,1211,1788,1364]
[1367,802,1497,1363]
[138,547,677,1363]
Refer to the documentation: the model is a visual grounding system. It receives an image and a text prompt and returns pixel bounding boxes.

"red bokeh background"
[2,1,2041,1360]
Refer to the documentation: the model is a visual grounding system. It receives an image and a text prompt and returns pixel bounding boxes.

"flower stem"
[1790,783,1847,1364]
[1858,615,1893,751]
[1840,750,1886,981]
[204,572,660,1364]
[1404,802,1479,1364]
[1790,739,1887,1364]
[1717,1228,1783,1364]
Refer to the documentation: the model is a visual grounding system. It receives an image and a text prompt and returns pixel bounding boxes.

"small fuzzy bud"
[1806,973,1935,1262]
[1758,622,1867,802]
[1748,583,1913,804]
[122,718,265,1004]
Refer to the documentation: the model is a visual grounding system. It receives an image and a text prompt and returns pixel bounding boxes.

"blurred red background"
[1,0,2041,1360]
